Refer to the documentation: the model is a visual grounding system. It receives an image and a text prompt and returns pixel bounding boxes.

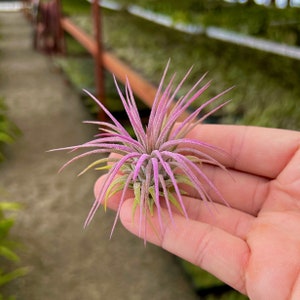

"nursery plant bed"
[64,9,300,129]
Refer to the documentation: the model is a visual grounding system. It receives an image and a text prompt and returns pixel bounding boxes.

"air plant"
[55,62,230,240]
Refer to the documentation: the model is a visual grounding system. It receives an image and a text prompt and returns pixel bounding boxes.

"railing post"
[92,0,106,121]
[56,0,65,54]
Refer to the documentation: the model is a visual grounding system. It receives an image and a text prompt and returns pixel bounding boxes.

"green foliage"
[0,98,20,162]
[0,23,25,300]
[61,0,90,15]
[181,260,249,299]
[0,202,27,299]
[106,0,300,46]
[97,10,300,129]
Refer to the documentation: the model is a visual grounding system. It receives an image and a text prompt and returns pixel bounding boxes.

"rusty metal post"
[56,0,65,54]
[92,0,106,120]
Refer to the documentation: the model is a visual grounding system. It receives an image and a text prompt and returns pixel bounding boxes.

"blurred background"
[56,0,300,129]
[0,0,299,299]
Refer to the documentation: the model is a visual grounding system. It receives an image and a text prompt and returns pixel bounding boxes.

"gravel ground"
[0,11,198,300]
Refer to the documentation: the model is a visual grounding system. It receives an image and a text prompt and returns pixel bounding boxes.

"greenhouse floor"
[0,11,198,300]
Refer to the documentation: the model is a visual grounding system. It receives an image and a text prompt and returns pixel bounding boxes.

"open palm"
[95,125,300,300]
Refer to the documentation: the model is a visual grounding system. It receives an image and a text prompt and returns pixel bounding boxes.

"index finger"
[187,124,300,179]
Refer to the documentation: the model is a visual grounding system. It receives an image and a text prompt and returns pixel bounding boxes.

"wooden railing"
[59,16,159,108]
[24,0,188,121]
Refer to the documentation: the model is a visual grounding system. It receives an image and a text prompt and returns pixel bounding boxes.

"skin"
[94,125,300,300]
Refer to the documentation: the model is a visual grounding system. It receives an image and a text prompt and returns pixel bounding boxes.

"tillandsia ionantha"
[54,61,231,241]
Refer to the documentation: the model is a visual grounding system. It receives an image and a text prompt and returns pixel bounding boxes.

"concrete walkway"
[0,12,198,300]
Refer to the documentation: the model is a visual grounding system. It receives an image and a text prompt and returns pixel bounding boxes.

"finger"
[172,195,255,239]
[95,163,269,219]
[120,199,249,294]
[186,124,300,179]
[94,174,133,211]
[276,145,300,190]
[182,163,270,215]
[94,174,255,238]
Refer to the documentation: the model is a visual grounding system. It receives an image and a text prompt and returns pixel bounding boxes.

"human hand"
[94,124,300,300]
